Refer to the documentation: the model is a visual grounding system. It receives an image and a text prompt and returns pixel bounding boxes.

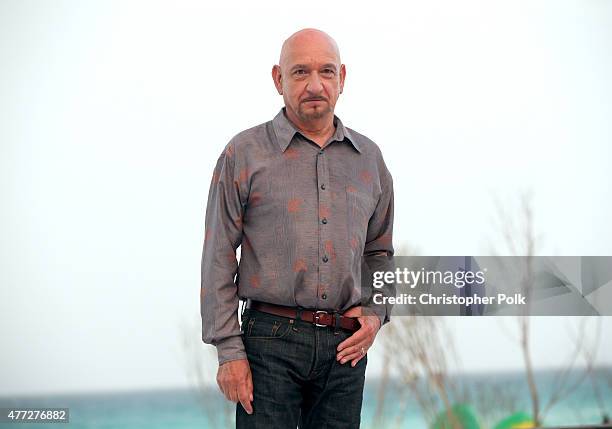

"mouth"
[303,99,326,104]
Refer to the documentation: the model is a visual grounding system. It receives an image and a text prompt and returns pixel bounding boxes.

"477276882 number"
[0,408,69,423]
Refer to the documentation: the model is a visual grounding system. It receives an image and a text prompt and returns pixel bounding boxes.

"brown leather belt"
[245,300,361,332]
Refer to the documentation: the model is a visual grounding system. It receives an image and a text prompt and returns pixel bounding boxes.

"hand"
[336,306,381,367]
[216,358,253,415]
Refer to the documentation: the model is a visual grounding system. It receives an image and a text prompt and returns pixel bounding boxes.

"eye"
[294,69,306,75]
[322,68,335,75]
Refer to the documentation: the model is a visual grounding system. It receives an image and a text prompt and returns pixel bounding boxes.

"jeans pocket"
[243,311,294,340]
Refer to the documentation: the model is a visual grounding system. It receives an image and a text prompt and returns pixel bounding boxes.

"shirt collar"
[272,107,361,153]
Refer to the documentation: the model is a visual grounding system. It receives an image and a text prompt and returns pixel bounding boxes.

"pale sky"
[1,0,611,395]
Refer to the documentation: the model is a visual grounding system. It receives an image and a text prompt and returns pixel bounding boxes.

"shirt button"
[321,218,327,224]
[318,150,324,155]
[322,293,327,300]
[320,184,326,190]
[322,255,329,263]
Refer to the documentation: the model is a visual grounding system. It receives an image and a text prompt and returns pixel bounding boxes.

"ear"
[272,65,283,95]
[339,64,346,94]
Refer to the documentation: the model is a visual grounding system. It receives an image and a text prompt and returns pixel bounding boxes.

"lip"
[303,99,326,103]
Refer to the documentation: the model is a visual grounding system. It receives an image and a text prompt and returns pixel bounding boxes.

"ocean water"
[1,369,610,428]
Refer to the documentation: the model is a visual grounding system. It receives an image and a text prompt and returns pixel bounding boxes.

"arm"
[336,162,395,366]
[362,160,395,328]
[201,141,254,415]
[200,141,247,365]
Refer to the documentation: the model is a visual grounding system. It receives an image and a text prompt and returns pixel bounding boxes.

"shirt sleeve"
[362,157,395,328]
[200,141,247,365]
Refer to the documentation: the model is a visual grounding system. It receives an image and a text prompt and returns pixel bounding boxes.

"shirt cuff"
[215,335,247,366]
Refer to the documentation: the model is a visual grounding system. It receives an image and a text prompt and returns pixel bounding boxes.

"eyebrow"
[290,63,338,72]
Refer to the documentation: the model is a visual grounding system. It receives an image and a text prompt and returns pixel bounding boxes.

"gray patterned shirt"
[201,107,395,365]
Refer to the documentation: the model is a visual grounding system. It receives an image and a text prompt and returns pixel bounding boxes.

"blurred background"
[1,0,611,427]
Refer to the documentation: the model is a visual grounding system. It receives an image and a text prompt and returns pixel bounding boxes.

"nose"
[306,72,324,95]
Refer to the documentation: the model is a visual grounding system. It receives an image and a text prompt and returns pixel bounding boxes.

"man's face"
[273,32,346,123]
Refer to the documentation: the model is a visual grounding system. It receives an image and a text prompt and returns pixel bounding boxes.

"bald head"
[279,28,341,71]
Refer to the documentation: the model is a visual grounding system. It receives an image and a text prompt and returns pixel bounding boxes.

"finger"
[338,342,367,362]
[339,350,363,364]
[228,386,239,403]
[337,339,370,360]
[350,355,364,367]
[238,385,253,415]
[221,384,231,401]
[337,344,358,360]
[247,373,254,403]
[336,342,356,360]
[337,329,367,353]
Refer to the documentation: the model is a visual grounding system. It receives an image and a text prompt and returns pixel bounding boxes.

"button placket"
[316,147,331,305]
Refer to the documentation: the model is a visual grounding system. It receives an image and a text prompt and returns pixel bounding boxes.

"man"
[201,28,395,428]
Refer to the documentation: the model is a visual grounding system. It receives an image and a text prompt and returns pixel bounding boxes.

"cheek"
[324,83,339,95]
[289,86,308,104]
[324,87,339,102]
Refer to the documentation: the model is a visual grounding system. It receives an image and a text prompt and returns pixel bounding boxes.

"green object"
[431,403,480,429]
[493,412,535,429]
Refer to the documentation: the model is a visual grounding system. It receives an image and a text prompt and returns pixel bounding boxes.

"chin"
[299,106,332,121]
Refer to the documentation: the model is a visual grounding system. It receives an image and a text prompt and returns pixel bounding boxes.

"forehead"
[281,37,340,69]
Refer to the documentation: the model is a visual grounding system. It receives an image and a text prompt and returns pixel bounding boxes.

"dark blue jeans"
[236,308,368,429]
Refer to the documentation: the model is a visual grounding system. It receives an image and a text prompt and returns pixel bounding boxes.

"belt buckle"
[313,310,329,327]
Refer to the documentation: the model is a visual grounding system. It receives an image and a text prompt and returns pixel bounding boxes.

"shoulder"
[345,126,385,157]
[345,126,393,184]
[345,126,391,169]
[223,120,271,155]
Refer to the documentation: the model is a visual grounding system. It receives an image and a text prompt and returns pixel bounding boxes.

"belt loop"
[296,306,304,322]
[333,311,341,334]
